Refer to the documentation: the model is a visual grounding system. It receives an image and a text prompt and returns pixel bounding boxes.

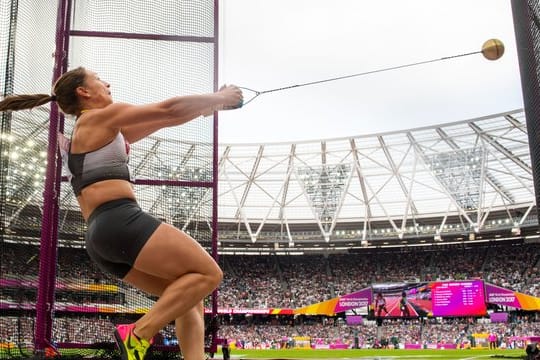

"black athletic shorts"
[85,198,162,278]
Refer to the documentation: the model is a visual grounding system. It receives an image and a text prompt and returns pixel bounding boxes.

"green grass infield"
[228,348,526,359]
[0,346,528,359]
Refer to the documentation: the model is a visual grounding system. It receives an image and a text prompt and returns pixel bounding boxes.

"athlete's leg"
[123,268,206,359]
[175,301,205,360]
[122,222,222,358]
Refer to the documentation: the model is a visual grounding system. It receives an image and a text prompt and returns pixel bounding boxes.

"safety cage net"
[0,0,218,358]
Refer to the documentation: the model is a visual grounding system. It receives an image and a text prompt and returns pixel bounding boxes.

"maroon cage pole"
[34,0,71,353]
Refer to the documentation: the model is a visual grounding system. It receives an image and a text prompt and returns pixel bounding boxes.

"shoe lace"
[127,332,150,359]
[133,338,150,356]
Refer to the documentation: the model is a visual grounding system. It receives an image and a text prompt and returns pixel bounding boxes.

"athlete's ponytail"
[0,66,87,115]
[0,93,55,112]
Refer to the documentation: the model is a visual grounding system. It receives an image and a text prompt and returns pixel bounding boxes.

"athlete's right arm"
[99,85,243,132]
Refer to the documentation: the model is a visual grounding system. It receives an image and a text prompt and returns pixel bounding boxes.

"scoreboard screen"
[431,280,487,317]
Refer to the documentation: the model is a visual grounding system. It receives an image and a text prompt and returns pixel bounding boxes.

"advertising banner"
[485,283,540,310]
[294,287,372,316]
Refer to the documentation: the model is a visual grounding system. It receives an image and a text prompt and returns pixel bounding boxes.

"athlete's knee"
[189,261,222,293]
[207,265,223,290]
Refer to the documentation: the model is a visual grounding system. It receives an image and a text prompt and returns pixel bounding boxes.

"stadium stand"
[1,241,538,349]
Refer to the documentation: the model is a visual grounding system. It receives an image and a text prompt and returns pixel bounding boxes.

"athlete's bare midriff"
[77,179,136,221]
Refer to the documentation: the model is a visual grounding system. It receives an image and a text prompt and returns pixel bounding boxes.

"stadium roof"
[4,108,537,251]
[216,108,536,247]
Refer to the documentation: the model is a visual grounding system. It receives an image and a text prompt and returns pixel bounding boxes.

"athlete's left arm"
[120,120,184,144]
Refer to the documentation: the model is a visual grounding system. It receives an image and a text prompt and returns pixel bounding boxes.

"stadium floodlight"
[424,147,486,211]
[296,163,350,235]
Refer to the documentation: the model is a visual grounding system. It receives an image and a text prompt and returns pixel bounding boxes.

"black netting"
[1,0,217,358]
[71,1,214,37]
[511,0,540,227]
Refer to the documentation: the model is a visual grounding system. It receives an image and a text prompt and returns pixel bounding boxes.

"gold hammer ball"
[481,38,505,60]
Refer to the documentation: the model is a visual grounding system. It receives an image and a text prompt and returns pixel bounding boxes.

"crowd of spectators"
[216,317,540,349]
[0,316,114,346]
[1,241,539,349]
[1,314,538,350]
[0,245,113,283]
[218,243,540,308]
[2,242,539,306]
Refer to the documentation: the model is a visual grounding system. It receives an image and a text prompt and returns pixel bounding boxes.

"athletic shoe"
[114,323,151,360]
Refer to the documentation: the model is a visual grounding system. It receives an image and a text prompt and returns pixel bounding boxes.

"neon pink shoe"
[114,324,152,360]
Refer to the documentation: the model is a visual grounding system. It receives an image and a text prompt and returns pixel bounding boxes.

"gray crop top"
[67,132,133,196]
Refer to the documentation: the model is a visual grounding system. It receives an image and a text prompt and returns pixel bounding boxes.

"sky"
[217,0,523,144]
